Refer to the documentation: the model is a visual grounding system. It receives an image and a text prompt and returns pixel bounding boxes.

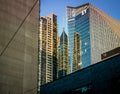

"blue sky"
[41,0,120,36]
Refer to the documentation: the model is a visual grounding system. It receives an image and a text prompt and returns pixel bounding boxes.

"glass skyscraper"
[58,28,69,78]
[67,3,120,72]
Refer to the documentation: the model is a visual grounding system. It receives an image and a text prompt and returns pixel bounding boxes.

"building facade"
[0,0,39,94]
[39,14,58,87]
[40,54,120,94]
[72,31,82,72]
[58,28,69,78]
[67,3,120,72]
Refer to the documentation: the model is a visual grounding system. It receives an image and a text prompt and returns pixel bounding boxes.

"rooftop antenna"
[62,17,65,31]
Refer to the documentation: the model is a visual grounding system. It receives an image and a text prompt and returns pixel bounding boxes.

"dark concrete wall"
[40,54,120,94]
[0,0,39,94]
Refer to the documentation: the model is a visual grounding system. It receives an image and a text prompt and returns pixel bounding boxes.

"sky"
[41,0,120,36]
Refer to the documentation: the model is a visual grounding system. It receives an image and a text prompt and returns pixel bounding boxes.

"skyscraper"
[67,3,120,72]
[0,0,39,94]
[58,28,69,78]
[39,14,58,86]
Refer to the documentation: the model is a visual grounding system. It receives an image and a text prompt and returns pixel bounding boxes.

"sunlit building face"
[39,14,58,86]
[67,3,120,72]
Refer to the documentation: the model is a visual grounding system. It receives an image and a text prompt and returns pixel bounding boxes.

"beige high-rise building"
[39,14,58,86]
[0,0,39,94]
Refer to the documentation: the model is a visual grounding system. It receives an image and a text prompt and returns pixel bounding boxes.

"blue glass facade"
[75,9,91,68]
[67,5,91,71]
[67,3,120,73]
[67,7,76,72]
[68,19,76,72]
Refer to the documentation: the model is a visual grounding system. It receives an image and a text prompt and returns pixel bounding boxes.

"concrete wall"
[40,54,120,94]
[0,0,39,94]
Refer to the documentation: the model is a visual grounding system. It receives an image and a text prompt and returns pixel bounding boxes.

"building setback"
[58,28,69,78]
[39,14,58,87]
[66,3,120,72]
[40,54,120,94]
[0,0,39,94]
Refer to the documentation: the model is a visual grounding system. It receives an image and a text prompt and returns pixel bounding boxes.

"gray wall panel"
[0,0,39,94]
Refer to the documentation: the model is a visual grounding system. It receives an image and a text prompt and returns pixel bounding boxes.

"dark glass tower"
[58,28,69,78]
[67,3,120,72]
